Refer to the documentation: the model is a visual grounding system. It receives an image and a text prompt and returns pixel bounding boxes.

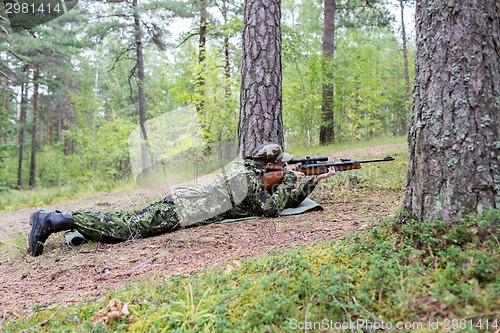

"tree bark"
[319,0,336,145]
[132,0,151,173]
[238,0,283,158]
[405,0,500,222]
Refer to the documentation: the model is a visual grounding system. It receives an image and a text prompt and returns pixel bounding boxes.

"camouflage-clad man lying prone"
[28,142,337,256]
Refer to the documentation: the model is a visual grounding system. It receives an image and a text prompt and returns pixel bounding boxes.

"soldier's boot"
[29,210,75,256]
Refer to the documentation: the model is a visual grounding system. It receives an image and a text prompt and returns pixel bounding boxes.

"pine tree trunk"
[219,0,231,99]
[17,66,29,189]
[64,75,74,155]
[224,25,231,98]
[2,59,8,144]
[405,0,500,222]
[399,0,411,136]
[29,65,39,188]
[197,0,207,113]
[64,99,74,155]
[319,0,336,145]
[238,0,283,158]
[47,111,52,144]
[56,106,62,142]
[133,0,151,173]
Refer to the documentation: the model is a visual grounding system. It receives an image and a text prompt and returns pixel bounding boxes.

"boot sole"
[29,209,45,256]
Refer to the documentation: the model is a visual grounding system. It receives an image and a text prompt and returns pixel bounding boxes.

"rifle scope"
[288,156,329,164]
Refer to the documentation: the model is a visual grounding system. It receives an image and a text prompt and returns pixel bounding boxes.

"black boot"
[29,210,75,256]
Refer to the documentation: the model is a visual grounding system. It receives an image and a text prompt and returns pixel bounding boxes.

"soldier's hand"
[313,166,338,184]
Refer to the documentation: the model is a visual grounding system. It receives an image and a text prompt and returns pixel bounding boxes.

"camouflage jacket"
[172,159,317,227]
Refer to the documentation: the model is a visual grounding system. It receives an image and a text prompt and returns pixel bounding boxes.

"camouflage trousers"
[72,197,182,242]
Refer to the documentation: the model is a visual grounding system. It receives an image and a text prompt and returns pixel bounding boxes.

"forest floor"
[0,143,406,318]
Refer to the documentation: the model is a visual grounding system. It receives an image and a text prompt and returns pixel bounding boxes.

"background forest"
[0,0,414,192]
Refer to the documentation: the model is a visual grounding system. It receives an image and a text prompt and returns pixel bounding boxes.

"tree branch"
[94,13,134,20]
[364,0,391,24]
[128,64,137,104]
[174,30,199,50]
[107,43,135,73]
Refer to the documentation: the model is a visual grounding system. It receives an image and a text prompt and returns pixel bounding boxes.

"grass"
[0,232,26,261]
[287,135,406,157]
[0,179,134,213]
[2,211,498,332]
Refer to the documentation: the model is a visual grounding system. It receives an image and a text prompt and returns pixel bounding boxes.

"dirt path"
[0,143,406,318]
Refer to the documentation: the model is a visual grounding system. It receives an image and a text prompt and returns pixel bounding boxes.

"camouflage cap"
[251,142,294,163]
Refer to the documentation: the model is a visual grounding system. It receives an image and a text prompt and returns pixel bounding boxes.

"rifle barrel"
[297,156,394,168]
[358,156,395,163]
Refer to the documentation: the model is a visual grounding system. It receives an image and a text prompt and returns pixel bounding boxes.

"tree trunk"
[17,66,29,189]
[133,0,151,173]
[29,65,39,188]
[64,98,74,155]
[399,0,411,136]
[222,0,231,99]
[238,0,283,158]
[319,0,336,145]
[405,0,500,222]
[199,0,207,66]
[64,76,74,155]
[197,0,207,113]
[56,106,62,142]
[2,59,9,144]
[47,111,52,144]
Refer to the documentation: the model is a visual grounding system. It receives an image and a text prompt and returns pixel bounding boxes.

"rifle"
[261,155,395,191]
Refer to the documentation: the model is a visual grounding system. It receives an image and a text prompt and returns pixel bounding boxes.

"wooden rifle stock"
[261,170,286,192]
[297,162,362,175]
[261,156,394,191]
